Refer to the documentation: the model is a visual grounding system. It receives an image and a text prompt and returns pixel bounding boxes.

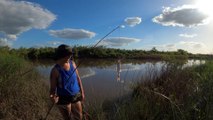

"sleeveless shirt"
[55,61,80,96]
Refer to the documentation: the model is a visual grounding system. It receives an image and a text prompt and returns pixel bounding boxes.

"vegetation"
[0,51,61,119]
[1,46,213,119]
[89,61,213,120]
[2,46,212,60]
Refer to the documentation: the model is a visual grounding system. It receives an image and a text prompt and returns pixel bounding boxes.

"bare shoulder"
[50,66,59,78]
[71,60,77,68]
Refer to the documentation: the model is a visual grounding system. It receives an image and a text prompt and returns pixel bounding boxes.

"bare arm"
[49,67,59,103]
[72,61,85,101]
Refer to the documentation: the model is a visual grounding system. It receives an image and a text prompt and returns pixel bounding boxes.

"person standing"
[116,59,121,82]
[49,44,85,120]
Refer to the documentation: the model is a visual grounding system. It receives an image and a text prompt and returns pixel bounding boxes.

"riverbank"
[2,46,212,60]
[0,53,62,119]
[89,60,213,120]
[1,49,213,119]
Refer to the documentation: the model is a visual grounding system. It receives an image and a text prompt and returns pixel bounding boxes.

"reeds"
[85,60,213,120]
[1,51,212,120]
[112,61,213,120]
[0,53,61,119]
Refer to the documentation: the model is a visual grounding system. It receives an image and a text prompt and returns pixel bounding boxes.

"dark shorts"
[57,93,82,105]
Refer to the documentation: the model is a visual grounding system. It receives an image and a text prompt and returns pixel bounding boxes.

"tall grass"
[112,61,213,120]
[0,53,61,119]
[85,61,213,120]
[1,51,212,120]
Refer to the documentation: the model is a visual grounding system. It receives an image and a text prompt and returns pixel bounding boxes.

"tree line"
[0,46,212,60]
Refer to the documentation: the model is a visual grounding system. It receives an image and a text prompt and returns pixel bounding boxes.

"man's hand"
[50,94,59,104]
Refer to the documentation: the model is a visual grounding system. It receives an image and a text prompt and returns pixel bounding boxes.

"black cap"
[55,44,72,60]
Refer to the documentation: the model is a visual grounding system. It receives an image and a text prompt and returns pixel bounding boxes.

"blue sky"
[0,0,213,54]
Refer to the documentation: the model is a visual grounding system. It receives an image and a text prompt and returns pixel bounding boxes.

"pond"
[36,59,205,104]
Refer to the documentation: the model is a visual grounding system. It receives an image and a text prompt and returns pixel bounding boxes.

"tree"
[150,47,158,53]
[177,49,188,55]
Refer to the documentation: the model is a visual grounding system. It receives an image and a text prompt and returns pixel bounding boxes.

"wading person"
[116,59,121,82]
[49,44,85,120]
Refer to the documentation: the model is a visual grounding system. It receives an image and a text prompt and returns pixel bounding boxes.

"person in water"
[116,59,121,81]
[49,44,85,120]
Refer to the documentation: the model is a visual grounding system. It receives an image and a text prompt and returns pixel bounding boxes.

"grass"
[1,51,212,120]
[111,61,213,120]
[84,60,213,120]
[0,53,61,119]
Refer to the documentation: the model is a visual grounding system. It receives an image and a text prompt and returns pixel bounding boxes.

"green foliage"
[0,46,213,119]
[112,61,213,120]
[0,46,194,60]
[84,61,213,120]
[177,49,188,55]
[1,46,213,60]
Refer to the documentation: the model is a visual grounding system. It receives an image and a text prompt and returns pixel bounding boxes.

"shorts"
[57,93,82,105]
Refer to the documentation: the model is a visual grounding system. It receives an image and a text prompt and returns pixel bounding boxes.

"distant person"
[116,59,121,82]
[49,44,85,120]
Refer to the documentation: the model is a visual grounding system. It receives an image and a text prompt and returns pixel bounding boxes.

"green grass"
[0,53,61,119]
[112,61,213,120]
[1,50,212,120]
[85,61,213,120]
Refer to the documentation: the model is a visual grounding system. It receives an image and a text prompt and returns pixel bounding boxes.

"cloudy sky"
[0,0,213,54]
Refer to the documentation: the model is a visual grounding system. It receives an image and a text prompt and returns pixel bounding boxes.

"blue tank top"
[55,61,80,96]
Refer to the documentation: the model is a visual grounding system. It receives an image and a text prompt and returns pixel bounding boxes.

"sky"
[0,0,213,54]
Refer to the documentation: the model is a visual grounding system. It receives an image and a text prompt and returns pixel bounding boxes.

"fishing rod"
[66,25,123,82]
[43,25,123,120]
[42,103,54,120]
[92,25,121,48]
[70,25,122,77]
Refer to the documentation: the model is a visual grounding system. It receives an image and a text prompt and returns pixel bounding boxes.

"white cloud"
[150,41,209,54]
[179,33,197,38]
[31,44,45,48]
[49,28,96,40]
[125,17,142,27]
[0,38,7,46]
[100,37,141,47]
[149,44,176,51]
[120,25,125,28]
[47,41,63,46]
[0,0,56,35]
[152,5,210,27]
[179,41,210,53]
[6,34,17,40]
[0,0,56,46]
[165,44,176,50]
[179,41,206,49]
[0,38,11,47]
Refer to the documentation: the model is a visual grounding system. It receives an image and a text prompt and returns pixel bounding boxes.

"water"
[36,59,205,104]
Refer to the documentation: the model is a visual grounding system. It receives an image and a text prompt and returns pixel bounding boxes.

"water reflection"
[35,59,205,104]
[116,59,121,82]
[182,59,205,68]
[78,67,96,79]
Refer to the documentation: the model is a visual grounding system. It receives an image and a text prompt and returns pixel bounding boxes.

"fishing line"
[66,25,123,83]
[43,25,123,120]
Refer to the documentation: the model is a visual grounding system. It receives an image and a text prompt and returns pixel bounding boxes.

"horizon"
[0,0,213,54]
